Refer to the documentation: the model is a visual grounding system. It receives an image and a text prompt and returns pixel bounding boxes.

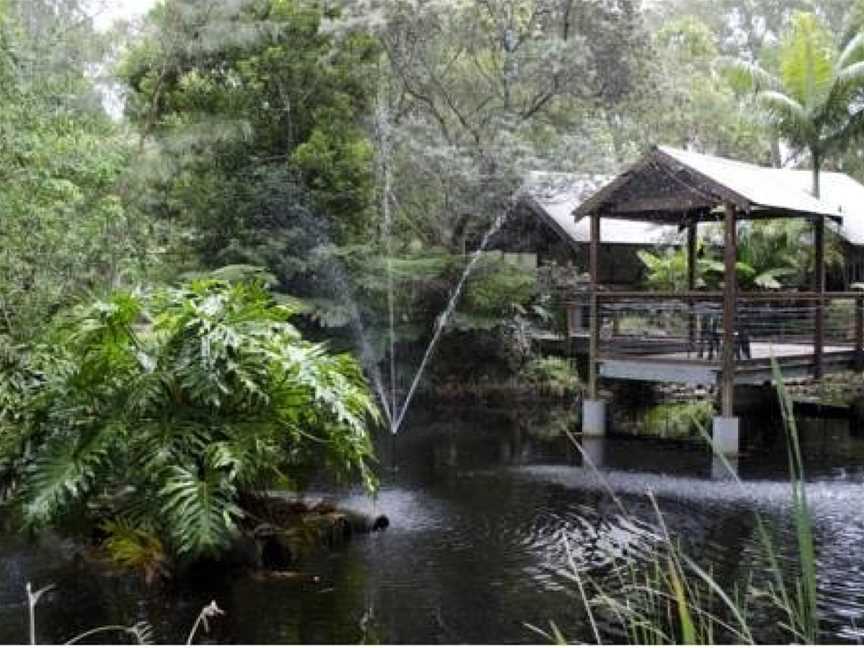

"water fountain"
[388,207,513,435]
[372,87,518,436]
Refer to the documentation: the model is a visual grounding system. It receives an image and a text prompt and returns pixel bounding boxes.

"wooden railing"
[563,291,864,372]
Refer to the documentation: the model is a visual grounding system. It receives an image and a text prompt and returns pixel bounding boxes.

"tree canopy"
[722,11,864,195]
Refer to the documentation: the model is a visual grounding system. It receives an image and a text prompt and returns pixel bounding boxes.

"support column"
[711,455,739,480]
[714,204,739,456]
[580,437,606,468]
[588,212,600,399]
[584,212,606,437]
[855,293,864,373]
[582,399,606,437]
[814,215,825,379]
[687,221,697,351]
[721,204,737,418]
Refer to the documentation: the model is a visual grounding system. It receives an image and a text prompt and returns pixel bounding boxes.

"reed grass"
[25,582,221,645]
[540,359,822,644]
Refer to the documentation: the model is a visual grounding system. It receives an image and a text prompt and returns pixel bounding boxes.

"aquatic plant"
[537,362,821,644]
[25,581,220,645]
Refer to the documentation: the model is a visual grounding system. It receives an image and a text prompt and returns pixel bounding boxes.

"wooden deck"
[598,341,857,386]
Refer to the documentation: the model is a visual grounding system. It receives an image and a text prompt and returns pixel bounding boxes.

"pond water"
[2,405,864,644]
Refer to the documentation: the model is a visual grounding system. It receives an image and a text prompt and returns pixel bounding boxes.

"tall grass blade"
[667,562,696,644]
[771,358,818,643]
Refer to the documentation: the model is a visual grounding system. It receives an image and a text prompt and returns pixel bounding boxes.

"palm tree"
[722,12,864,198]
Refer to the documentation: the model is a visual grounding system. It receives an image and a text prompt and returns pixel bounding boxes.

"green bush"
[522,356,582,398]
[0,280,378,562]
[463,256,538,317]
[643,400,713,440]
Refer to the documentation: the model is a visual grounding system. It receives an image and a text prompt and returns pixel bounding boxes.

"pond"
[2,405,864,644]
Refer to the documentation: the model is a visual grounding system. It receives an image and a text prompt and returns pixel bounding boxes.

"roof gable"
[573,146,851,224]
[522,172,679,246]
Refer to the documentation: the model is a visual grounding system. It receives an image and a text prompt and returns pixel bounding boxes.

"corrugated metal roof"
[527,150,864,247]
[658,147,864,244]
[773,169,864,245]
[656,146,847,220]
[523,172,680,246]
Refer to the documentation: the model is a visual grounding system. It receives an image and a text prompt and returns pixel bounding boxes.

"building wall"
[488,205,648,286]
[841,241,864,289]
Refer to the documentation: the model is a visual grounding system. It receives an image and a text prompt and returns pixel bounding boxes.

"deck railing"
[564,291,864,369]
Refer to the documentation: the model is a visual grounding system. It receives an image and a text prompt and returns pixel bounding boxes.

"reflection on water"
[1,406,864,643]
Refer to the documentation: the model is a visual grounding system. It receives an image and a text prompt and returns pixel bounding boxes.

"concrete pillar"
[711,455,739,480]
[583,399,607,437]
[712,415,740,457]
[580,437,606,469]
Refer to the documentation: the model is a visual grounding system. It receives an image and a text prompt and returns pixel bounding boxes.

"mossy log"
[230,494,388,570]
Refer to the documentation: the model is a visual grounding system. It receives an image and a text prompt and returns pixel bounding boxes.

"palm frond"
[838,32,864,71]
[756,91,815,143]
[777,13,836,110]
[837,60,864,89]
[715,56,781,94]
[824,105,864,153]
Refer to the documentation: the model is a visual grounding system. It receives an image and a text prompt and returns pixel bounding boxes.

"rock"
[342,510,390,533]
[249,570,320,582]
[224,532,263,568]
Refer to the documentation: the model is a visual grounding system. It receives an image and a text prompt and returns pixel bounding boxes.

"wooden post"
[721,204,737,417]
[856,294,863,372]
[813,215,825,379]
[588,212,600,400]
[687,221,697,351]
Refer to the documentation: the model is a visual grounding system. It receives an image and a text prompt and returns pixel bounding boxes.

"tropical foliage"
[3,0,864,575]
[0,280,378,560]
[0,0,172,338]
[638,220,843,291]
[721,11,864,196]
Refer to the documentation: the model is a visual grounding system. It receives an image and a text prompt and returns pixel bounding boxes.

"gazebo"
[571,146,864,456]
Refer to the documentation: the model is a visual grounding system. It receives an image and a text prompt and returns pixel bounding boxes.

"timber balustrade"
[563,291,864,372]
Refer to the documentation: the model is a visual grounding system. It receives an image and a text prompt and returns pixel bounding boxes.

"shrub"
[522,356,582,399]
[0,280,379,563]
[643,400,713,440]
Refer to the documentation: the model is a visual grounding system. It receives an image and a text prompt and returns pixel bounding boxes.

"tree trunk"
[811,149,820,199]
[770,137,782,168]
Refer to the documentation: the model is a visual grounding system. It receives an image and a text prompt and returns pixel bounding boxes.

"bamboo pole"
[856,294,863,372]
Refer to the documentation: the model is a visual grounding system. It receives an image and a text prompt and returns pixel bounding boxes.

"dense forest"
[3,0,864,369]
[2,0,864,574]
